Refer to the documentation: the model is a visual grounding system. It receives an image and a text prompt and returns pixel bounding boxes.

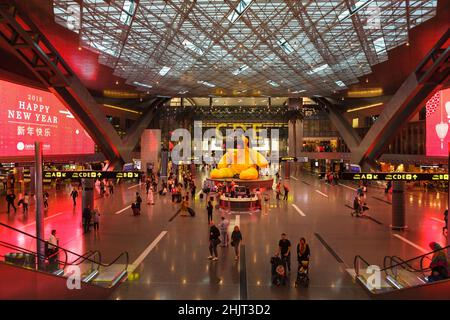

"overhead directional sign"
[340,172,449,181]
[43,171,142,179]
[280,156,297,162]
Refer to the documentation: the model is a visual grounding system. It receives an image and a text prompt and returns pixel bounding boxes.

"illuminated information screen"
[0,79,95,156]
[44,171,142,179]
[341,172,449,181]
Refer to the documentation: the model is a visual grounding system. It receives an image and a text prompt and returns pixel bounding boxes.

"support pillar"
[161,150,169,179]
[81,178,94,215]
[34,142,45,270]
[284,162,290,180]
[295,119,303,177]
[391,181,407,230]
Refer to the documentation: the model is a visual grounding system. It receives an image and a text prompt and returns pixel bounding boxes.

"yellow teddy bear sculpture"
[210,136,268,180]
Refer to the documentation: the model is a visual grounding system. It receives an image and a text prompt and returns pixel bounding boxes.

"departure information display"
[44,171,142,179]
[340,172,449,181]
[0,79,95,156]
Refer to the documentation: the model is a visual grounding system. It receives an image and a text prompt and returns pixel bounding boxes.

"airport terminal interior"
[0,0,449,301]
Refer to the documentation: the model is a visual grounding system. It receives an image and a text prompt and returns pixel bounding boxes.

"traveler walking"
[22,193,29,214]
[207,200,213,224]
[92,207,100,231]
[6,190,16,214]
[108,180,114,195]
[147,185,154,205]
[70,188,78,206]
[231,226,243,260]
[135,192,142,210]
[278,233,292,273]
[283,184,289,201]
[276,182,281,200]
[218,216,230,247]
[208,221,221,261]
[43,191,49,209]
[82,205,92,233]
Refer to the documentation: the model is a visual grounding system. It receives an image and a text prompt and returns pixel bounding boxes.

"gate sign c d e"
[341,172,449,181]
[43,171,142,179]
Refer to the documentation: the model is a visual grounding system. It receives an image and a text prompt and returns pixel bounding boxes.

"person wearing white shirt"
[218,216,230,247]
[48,230,58,251]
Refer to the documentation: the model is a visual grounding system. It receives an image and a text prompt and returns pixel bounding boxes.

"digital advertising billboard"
[0,79,95,157]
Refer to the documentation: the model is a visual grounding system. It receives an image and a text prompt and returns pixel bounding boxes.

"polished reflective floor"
[1,168,447,299]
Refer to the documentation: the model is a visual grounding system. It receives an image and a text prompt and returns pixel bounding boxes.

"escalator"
[0,222,129,299]
[354,245,450,299]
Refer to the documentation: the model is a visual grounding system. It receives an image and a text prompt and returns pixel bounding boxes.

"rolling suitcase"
[187,207,195,217]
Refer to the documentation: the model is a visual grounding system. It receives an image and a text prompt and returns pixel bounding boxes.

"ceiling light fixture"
[232,65,249,76]
[267,80,280,87]
[133,81,152,89]
[197,80,216,88]
[276,37,294,55]
[227,0,254,24]
[307,63,329,75]
[338,0,375,22]
[335,80,346,87]
[182,39,204,56]
[159,66,171,76]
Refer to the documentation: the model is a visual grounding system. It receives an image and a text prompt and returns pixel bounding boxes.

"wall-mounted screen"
[0,79,95,157]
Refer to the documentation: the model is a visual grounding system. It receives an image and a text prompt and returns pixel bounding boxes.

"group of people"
[162,171,196,204]
[271,234,311,286]
[324,172,339,185]
[82,204,100,233]
[99,179,114,197]
[208,218,243,261]
[275,182,289,200]
[5,190,49,214]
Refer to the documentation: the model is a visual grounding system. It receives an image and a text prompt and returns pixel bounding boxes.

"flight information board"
[340,172,449,181]
[43,171,142,179]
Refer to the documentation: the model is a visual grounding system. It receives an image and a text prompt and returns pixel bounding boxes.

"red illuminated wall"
[0,79,95,156]
[426,88,450,156]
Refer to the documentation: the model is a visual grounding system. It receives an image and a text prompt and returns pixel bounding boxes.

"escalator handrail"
[0,239,68,268]
[379,245,450,273]
[0,222,129,270]
[354,255,371,276]
[68,250,102,272]
[384,255,429,274]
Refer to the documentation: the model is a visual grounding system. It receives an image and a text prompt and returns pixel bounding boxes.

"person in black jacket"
[231,226,243,260]
[70,188,78,206]
[207,200,213,224]
[6,190,16,214]
[208,221,220,261]
[82,205,92,233]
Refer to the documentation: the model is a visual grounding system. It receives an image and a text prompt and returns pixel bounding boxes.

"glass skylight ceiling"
[53,0,438,97]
